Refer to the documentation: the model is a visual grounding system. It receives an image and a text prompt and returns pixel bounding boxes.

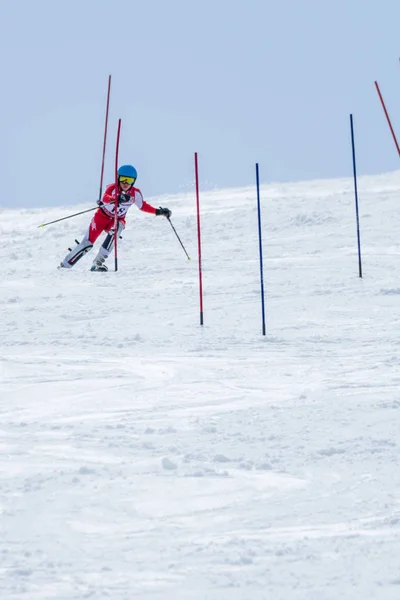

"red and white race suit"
[88,184,157,244]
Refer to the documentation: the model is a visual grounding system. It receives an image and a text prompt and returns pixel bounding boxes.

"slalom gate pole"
[194,152,204,326]
[374,81,400,156]
[38,207,97,228]
[167,217,191,260]
[99,75,112,201]
[256,163,266,335]
[114,119,121,272]
[350,115,363,278]
[40,76,112,230]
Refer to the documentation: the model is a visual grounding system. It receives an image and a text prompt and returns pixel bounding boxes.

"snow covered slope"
[1,170,400,599]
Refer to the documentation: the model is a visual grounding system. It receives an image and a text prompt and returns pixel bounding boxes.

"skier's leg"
[59,210,108,269]
[59,231,93,268]
[92,221,125,269]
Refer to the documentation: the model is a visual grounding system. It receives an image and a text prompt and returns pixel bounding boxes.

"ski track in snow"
[1,172,400,599]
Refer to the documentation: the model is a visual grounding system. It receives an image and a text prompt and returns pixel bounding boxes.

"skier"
[59,165,171,271]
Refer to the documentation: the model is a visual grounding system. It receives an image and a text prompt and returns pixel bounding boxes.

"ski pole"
[38,207,97,228]
[167,216,191,260]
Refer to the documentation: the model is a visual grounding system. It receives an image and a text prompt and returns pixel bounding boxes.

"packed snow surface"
[1,171,400,599]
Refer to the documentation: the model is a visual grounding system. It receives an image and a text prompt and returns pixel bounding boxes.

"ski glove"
[155,207,171,218]
[97,200,104,207]
[118,193,131,203]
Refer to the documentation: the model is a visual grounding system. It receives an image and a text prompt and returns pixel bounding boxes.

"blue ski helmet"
[118,164,137,181]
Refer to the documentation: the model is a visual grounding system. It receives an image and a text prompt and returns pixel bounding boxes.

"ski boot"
[90,257,108,272]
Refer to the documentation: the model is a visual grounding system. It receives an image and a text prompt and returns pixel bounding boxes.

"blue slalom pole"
[350,114,363,278]
[256,163,266,335]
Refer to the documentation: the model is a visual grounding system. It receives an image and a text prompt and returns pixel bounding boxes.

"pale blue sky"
[1,0,400,208]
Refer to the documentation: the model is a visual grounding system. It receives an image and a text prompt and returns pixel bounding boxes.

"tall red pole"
[114,119,121,272]
[374,81,400,157]
[99,75,112,201]
[194,152,204,325]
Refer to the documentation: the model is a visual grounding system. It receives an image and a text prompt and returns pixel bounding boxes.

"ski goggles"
[119,175,136,185]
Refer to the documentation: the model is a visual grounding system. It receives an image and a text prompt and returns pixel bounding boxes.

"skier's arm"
[140,201,157,215]
[102,184,116,204]
[134,190,157,214]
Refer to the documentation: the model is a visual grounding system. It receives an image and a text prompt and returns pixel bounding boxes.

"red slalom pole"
[114,119,121,272]
[194,152,204,326]
[374,81,400,157]
[99,75,112,201]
